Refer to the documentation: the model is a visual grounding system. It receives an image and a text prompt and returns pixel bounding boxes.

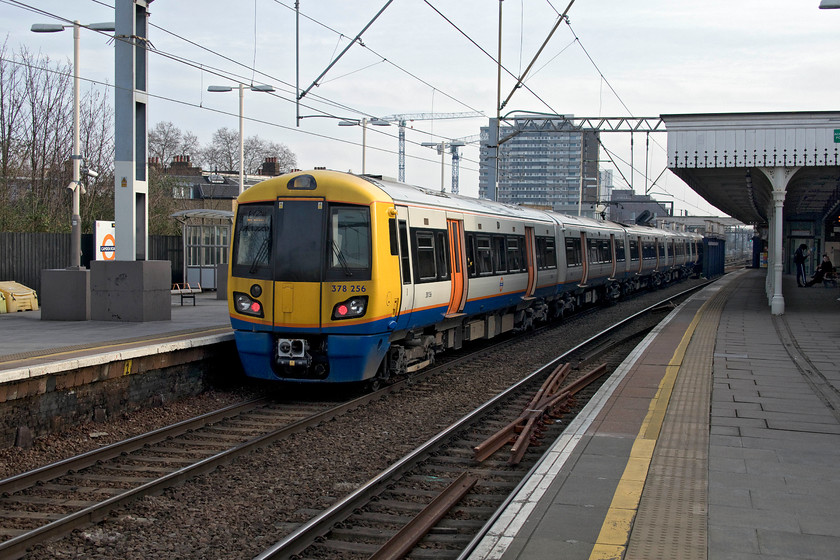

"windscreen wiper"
[249,237,271,274]
[332,241,353,277]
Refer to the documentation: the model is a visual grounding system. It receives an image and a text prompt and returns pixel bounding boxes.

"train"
[227,169,701,386]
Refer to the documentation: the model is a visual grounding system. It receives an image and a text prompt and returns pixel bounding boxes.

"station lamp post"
[31,20,114,269]
[338,117,390,175]
[207,83,275,195]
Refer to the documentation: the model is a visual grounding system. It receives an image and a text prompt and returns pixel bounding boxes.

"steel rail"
[255,279,715,560]
[0,386,406,559]
[455,279,715,560]
[0,312,542,559]
[0,397,268,495]
[369,472,478,560]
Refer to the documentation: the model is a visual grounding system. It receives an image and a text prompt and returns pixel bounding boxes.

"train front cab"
[228,171,404,384]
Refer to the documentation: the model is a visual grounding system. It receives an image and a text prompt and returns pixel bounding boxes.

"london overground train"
[227,169,701,386]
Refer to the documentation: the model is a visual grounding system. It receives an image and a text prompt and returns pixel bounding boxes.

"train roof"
[246,170,700,240]
[370,175,633,234]
[369,175,554,223]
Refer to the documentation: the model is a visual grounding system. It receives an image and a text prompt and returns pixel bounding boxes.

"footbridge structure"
[662,112,840,314]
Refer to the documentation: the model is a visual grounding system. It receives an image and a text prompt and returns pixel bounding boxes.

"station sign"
[835,129,840,143]
[95,220,116,261]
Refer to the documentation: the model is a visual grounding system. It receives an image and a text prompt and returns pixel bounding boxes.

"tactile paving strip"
[624,279,734,559]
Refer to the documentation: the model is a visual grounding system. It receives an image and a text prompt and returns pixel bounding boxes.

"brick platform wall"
[0,341,241,448]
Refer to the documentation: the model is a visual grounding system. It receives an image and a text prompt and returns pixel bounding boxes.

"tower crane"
[420,133,482,194]
[379,112,483,181]
[449,134,480,194]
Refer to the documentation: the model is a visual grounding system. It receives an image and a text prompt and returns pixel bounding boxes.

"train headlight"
[233,291,264,318]
[332,296,368,320]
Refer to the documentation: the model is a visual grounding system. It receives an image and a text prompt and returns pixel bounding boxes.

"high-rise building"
[479,115,600,216]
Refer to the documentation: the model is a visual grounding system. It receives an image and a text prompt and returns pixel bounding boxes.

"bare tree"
[243,136,297,174]
[19,47,73,232]
[203,127,297,174]
[148,121,201,169]
[78,84,115,229]
[201,127,240,172]
[0,39,26,229]
[0,46,116,233]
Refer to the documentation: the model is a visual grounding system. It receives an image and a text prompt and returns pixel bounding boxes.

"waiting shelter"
[171,209,234,291]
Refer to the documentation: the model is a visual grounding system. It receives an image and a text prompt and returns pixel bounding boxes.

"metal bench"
[171,283,202,305]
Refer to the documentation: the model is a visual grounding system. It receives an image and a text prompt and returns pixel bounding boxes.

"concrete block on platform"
[90,260,171,322]
[40,269,90,321]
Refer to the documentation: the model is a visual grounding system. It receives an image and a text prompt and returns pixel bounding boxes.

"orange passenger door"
[446,219,468,317]
[580,232,589,286]
[524,227,537,298]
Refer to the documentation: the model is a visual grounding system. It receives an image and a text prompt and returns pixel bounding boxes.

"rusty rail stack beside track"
[474,363,608,465]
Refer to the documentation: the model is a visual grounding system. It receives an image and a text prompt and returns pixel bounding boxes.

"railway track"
[0,323,592,558]
[254,286,704,559]
[2,279,711,559]
[0,395,388,559]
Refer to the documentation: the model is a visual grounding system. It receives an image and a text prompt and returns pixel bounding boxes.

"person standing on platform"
[794,243,809,287]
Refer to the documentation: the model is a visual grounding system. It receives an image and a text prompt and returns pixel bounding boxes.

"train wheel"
[367,358,390,392]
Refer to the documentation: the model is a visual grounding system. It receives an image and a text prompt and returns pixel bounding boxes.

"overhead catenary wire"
[12,0,684,203]
[0,53,482,176]
[84,0,488,124]
[421,0,561,116]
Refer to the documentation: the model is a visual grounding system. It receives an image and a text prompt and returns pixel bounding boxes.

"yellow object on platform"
[0,281,39,312]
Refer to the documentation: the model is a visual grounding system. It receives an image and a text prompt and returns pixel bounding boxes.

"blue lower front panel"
[234,330,390,383]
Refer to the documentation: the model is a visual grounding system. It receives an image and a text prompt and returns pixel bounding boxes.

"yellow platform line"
[588,300,708,560]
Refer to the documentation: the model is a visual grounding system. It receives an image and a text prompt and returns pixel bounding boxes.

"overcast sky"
[3,0,840,217]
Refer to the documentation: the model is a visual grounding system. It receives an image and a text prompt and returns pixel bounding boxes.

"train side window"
[493,236,507,273]
[466,234,477,277]
[565,237,582,267]
[629,239,639,262]
[615,239,626,262]
[508,236,524,272]
[389,218,398,256]
[599,239,611,263]
[475,235,493,276]
[587,238,599,264]
[538,237,557,269]
[658,241,666,259]
[415,231,437,282]
[643,242,656,260]
[436,231,450,280]
[398,221,411,284]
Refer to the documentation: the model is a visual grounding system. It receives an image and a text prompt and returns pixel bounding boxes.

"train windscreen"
[325,205,371,281]
[233,201,370,282]
[231,203,274,280]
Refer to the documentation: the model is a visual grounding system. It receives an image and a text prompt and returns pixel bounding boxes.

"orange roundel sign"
[100,233,116,261]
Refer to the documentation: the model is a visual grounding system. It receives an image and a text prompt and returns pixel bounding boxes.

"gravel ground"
[6,279,705,559]
[0,388,264,481]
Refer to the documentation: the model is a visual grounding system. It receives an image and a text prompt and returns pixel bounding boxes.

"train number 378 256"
[331,284,367,293]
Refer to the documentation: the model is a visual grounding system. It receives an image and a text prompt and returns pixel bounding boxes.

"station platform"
[0,292,232,383]
[467,268,840,560]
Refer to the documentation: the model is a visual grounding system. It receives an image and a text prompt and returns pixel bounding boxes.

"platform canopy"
[662,112,840,225]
